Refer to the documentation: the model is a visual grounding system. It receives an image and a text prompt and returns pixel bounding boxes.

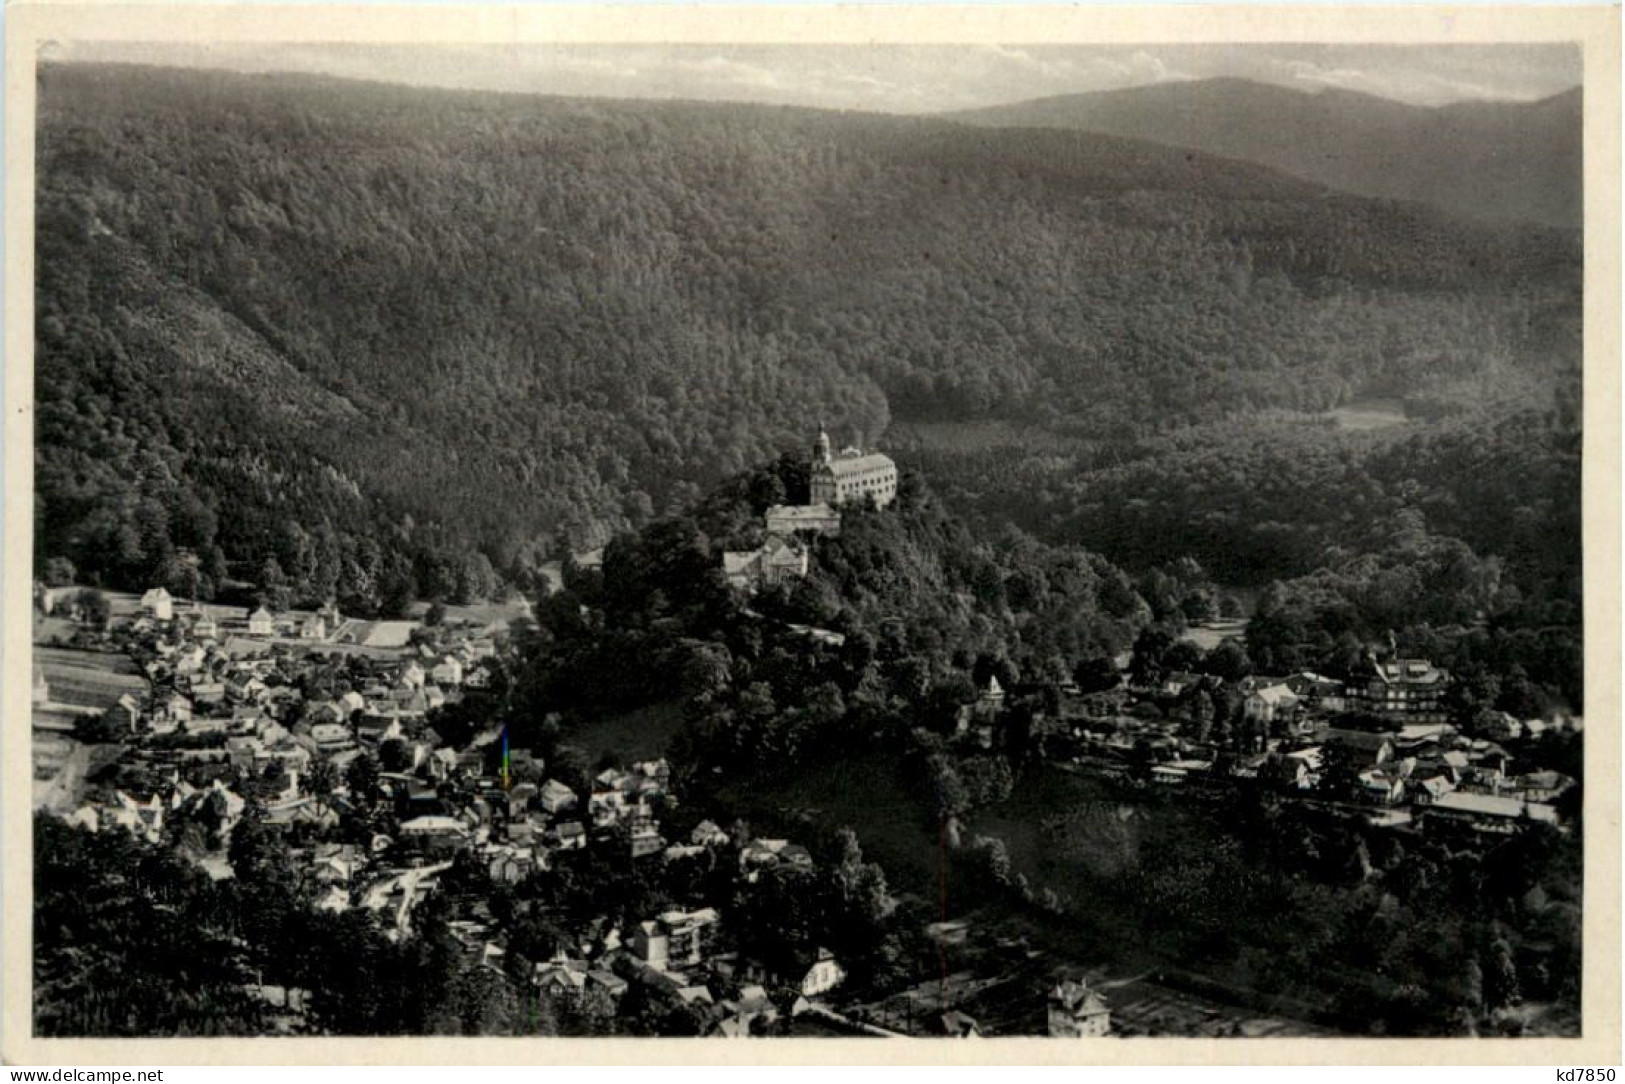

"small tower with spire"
[814,425,832,466]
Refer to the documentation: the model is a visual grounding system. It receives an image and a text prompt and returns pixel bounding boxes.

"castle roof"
[766,503,838,522]
[818,451,894,477]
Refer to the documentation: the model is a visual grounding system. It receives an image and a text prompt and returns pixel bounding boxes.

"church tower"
[814,426,832,466]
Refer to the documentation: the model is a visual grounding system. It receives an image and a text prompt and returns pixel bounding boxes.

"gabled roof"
[1324,729,1393,753]
[766,502,839,522]
[1050,980,1109,1015]
[1373,658,1449,686]
[817,450,895,477]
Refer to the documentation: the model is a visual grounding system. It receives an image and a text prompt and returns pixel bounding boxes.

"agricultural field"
[32,646,148,712]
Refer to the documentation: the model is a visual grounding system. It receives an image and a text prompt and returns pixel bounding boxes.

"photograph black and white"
[9,16,1614,1054]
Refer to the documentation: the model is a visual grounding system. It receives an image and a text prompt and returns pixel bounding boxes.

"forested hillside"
[35,63,1580,612]
[950,78,1583,229]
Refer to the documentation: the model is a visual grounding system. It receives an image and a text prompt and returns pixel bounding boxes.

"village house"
[534,952,590,998]
[247,607,275,637]
[790,947,847,998]
[589,787,629,828]
[1509,770,1576,803]
[156,691,194,727]
[1243,682,1301,726]
[299,614,328,641]
[1422,791,1562,835]
[191,610,219,640]
[318,601,344,632]
[399,815,472,851]
[106,791,166,844]
[656,908,720,969]
[112,693,142,733]
[740,838,816,879]
[1355,767,1408,806]
[691,820,730,848]
[1285,672,1347,713]
[722,534,810,593]
[550,820,587,850]
[430,655,464,687]
[539,779,578,815]
[400,661,427,689]
[141,586,174,621]
[1322,728,1395,768]
[1160,671,1203,698]
[630,824,664,859]
[1474,710,1525,743]
[487,848,537,886]
[1047,979,1112,1038]
[310,722,353,753]
[939,1011,983,1039]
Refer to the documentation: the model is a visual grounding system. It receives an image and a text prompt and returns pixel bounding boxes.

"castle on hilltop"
[721,428,896,593]
[809,427,897,509]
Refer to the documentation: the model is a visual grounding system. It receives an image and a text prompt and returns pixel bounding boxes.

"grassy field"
[33,646,148,712]
[1326,397,1410,431]
[407,597,532,628]
[1180,619,1248,652]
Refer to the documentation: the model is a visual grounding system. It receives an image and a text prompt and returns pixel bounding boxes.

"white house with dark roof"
[1048,979,1111,1037]
[141,587,174,621]
[248,607,275,637]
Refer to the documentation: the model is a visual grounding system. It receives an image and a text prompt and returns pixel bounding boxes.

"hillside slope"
[949,78,1582,229]
[35,63,1579,609]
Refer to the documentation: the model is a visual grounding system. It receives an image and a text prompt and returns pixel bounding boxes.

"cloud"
[1274,55,1539,105]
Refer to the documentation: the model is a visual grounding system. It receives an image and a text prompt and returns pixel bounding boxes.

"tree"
[1073,656,1121,695]
[42,555,76,587]
[1162,640,1205,675]
[1204,639,1254,682]
[71,588,110,630]
[306,758,338,803]
[379,738,413,773]
[73,710,123,744]
[257,557,291,612]
[425,601,448,627]
[345,751,381,804]
[1128,626,1176,689]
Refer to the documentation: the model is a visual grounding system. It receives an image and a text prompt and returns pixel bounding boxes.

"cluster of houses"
[37,570,1577,1037]
[42,587,504,842]
[39,585,880,1038]
[134,587,441,651]
[285,767,856,1038]
[524,892,853,1038]
[1009,653,1579,837]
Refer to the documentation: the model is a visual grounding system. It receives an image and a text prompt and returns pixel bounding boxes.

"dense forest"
[35,63,1581,616]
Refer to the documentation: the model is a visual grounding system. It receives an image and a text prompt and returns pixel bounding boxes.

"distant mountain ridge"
[948,77,1582,229]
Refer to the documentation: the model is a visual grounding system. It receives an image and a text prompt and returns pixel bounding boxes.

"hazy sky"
[48,41,1581,112]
